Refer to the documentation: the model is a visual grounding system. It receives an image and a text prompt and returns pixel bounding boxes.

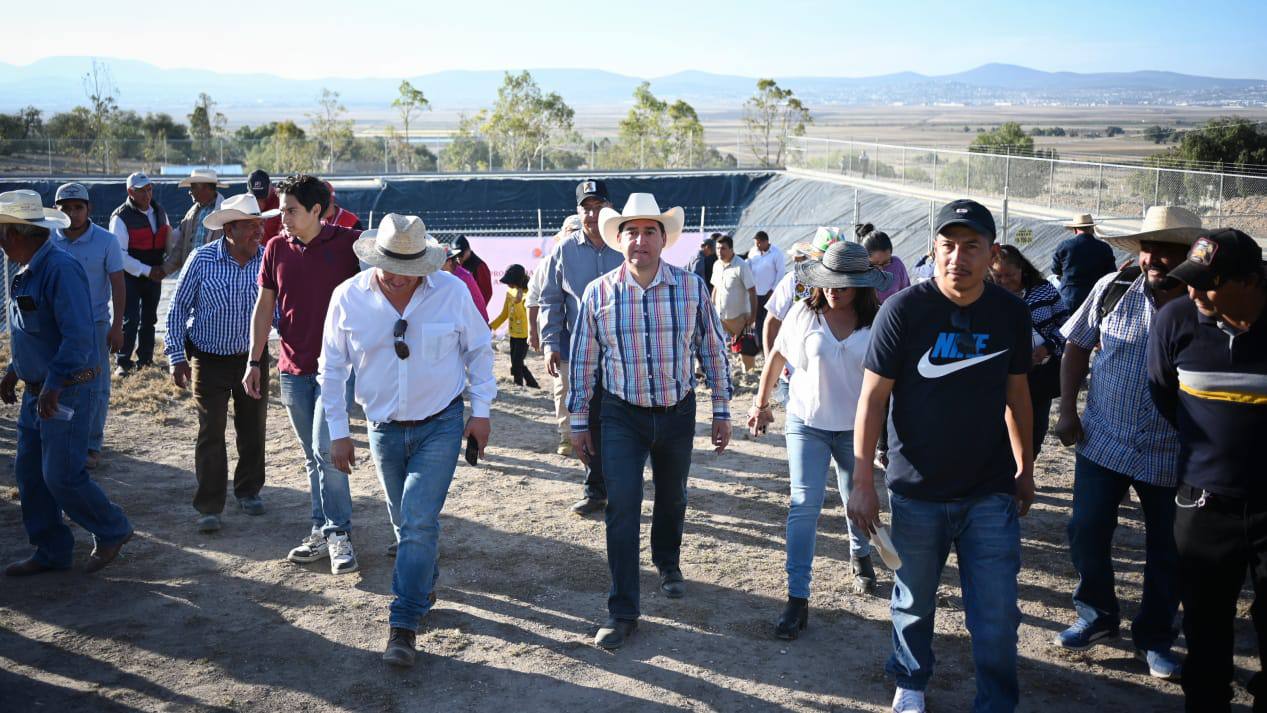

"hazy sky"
[6,0,1265,80]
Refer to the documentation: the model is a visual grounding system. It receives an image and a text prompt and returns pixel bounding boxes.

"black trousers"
[1175,486,1267,712]
[582,378,605,500]
[509,337,538,387]
[755,292,771,343]
[120,273,162,367]
[191,349,269,514]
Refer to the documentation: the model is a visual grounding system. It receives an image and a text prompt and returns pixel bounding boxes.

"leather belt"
[385,397,463,427]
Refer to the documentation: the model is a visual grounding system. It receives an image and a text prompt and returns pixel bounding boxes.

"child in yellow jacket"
[490,264,538,388]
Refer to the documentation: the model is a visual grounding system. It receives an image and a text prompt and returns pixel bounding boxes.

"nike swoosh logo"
[917,349,1008,379]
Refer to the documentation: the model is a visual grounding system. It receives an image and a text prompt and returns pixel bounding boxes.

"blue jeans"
[89,321,111,452]
[366,400,464,631]
[1067,453,1179,651]
[278,373,353,536]
[600,391,696,621]
[784,414,869,599]
[887,491,1021,712]
[14,383,132,567]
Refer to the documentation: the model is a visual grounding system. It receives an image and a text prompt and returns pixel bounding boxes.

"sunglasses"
[393,319,410,360]
[949,308,978,356]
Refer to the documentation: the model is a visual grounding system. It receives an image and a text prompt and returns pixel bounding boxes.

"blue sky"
[6,0,1265,80]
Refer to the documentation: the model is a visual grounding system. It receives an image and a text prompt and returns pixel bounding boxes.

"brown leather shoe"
[4,557,63,577]
[84,531,133,574]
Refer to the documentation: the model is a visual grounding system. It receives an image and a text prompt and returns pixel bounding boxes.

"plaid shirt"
[165,239,264,364]
[1061,271,1181,486]
[568,261,732,431]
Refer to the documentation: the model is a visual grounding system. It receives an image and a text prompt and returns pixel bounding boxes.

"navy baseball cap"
[54,182,90,204]
[1170,229,1265,290]
[575,179,609,206]
[247,169,271,199]
[935,199,997,242]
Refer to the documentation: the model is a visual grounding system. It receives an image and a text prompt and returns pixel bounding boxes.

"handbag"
[730,331,760,357]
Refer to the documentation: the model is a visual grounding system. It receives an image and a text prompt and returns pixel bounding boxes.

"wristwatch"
[248,359,262,368]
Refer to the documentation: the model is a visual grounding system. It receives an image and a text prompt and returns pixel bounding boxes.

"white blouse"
[773,301,870,432]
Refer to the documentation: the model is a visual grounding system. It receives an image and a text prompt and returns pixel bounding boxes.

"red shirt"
[258,190,282,240]
[325,206,361,230]
[259,224,362,375]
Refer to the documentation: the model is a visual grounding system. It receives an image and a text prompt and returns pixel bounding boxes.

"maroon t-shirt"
[259,224,362,375]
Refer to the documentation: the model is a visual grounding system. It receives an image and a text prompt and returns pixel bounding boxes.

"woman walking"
[490,264,539,388]
[747,241,891,639]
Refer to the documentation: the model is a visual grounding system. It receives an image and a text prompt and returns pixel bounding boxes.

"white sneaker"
[892,687,925,713]
[287,531,329,563]
[328,531,359,574]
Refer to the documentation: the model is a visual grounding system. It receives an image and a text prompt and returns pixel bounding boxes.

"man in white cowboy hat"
[568,192,733,650]
[319,213,495,667]
[1051,212,1117,312]
[162,168,227,277]
[51,182,125,469]
[0,190,133,576]
[165,194,278,532]
[540,178,623,515]
[1050,205,1202,680]
[108,171,172,373]
[526,214,581,455]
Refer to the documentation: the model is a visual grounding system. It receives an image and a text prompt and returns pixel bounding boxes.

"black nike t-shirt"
[864,280,1033,501]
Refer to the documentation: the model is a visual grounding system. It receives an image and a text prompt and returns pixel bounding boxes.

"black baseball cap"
[248,169,271,200]
[575,178,609,206]
[1170,229,1264,291]
[935,199,997,242]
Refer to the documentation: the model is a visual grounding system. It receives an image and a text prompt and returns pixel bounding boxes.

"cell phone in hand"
[465,435,479,466]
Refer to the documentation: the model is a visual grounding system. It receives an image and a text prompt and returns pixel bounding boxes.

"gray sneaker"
[328,531,359,574]
[196,514,222,533]
[237,496,265,516]
[287,532,329,563]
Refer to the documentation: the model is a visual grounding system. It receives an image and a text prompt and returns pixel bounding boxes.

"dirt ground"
[0,343,1259,712]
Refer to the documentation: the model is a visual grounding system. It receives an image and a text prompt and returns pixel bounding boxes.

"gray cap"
[126,172,151,189]
[54,182,90,204]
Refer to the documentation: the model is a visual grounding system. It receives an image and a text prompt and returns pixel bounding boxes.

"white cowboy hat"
[1102,206,1204,253]
[0,189,71,230]
[353,213,446,277]
[202,194,281,230]
[1063,213,1096,230]
[598,193,685,251]
[178,168,228,188]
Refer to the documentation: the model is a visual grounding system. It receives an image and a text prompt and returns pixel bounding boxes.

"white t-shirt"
[710,257,756,320]
[774,301,869,431]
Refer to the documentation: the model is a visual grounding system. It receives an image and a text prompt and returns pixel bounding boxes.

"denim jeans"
[366,399,464,631]
[784,413,870,599]
[89,321,111,452]
[600,390,696,620]
[1067,453,1179,651]
[278,372,353,536]
[14,383,132,567]
[887,490,1021,713]
[119,273,160,368]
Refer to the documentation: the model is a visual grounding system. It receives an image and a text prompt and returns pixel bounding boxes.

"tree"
[742,79,812,167]
[188,93,228,163]
[308,88,355,172]
[1143,125,1174,144]
[82,59,120,171]
[1105,126,1125,137]
[613,83,714,169]
[440,112,493,172]
[969,121,1034,155]
[480,71,576,171]
[47,107,97,172]
[392,80,430,150]
[1162,116,1267,169]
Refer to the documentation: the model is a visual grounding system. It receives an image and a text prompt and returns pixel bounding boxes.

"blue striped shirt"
[164,239,264,364]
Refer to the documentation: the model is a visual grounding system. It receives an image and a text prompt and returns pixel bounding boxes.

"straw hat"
[0,189,71,230]
[794,241,893,291]
[178,168,228,188]
[1064,213,1096,230]
[1102,206,1204,253]
[597,193,685,251]
[202,194,280,230]
[353,214,446,277]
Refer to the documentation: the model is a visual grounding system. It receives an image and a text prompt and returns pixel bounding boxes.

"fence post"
[219,138,224,167]
[1154,168,1161,206]
[1217,173,1226,228]
[47,137,52,175]
[853,188,859,227]
[932,151,938,191]
[929,200,935,255]
[699,206,706,235]
[966,152,971,191]
[383,137,389,174]
[1095,163,1104,216]
[1048,159,1056,208]
[900,146,906,184]
[847,142,852,175]
[537,208,543,241]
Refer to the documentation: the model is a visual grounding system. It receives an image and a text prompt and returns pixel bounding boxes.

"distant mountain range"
[1,57,1264,118]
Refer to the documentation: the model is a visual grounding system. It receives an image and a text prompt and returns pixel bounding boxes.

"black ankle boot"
[775,596,809,640]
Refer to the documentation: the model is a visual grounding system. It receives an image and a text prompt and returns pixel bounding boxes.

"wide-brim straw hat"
[598,193,685,251]
[794,241,894,291]
[353,213,446,277]
[202,194,280,230]
[1064,213,1096,230]
[1102,206,1204,253]
[0,189,71,230]
[179,168,228,188]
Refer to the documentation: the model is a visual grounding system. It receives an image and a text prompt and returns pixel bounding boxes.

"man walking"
[569,193,733,650]
[320,213,495,667]
[746,231,785,342]
[0,190,132,575]
[1148,229,1267,712]
[52,183,124,470]
[539,179,623,515]
[1051,206,1201,680]
[243,174,361,574]
[687,236,717,292]
[849,199,1036,713]
[710,235,759,372]
[162,168,226,278]
[108,172,171,374]
[167,194,275,532]
[1051,213,1117,312]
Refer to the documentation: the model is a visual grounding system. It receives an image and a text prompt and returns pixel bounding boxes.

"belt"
[611,390,694,414]
[384,396,463,427]
[1177,484,1267,514]
[23,367,98,395]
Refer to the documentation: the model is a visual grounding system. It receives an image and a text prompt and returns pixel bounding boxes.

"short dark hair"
[710,232,724,239]
[276,174,330,217]
[716,235,734,250]
[754,231,769,242]
[993,245,1045,289]
[805,286,879,328]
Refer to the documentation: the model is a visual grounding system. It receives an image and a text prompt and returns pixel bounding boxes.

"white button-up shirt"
[319,269,496,440]
[747,243,786,296]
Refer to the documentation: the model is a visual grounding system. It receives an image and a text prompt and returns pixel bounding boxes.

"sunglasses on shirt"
[950,308,978,357]
[394,319,410,360]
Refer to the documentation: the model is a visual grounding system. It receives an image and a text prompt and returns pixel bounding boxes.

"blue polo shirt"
[7,239,96,386]
[52,222,123,325]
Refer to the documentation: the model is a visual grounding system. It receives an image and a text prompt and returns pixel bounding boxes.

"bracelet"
[248,360,262,368]
[751,402,771,411]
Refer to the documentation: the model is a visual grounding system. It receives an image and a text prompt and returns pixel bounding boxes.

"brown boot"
[85,531,133,574]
